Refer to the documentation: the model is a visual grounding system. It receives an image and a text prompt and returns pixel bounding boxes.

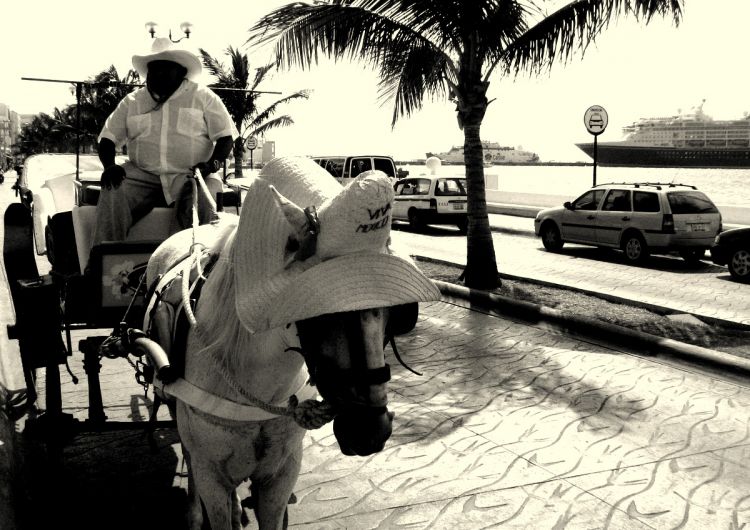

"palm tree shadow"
[391,324,628,448]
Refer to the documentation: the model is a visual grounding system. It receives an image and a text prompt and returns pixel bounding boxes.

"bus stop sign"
[584,105,608,136]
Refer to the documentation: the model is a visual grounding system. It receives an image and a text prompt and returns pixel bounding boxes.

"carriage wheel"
[4,203,41,403]
[4,203,75,441]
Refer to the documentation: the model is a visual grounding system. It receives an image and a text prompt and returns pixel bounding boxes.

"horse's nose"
[333,407,394,456]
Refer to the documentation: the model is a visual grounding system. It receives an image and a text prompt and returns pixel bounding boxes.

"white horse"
[144,157,440,529]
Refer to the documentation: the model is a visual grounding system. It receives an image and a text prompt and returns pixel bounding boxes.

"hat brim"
[132,50,202,81]
[235,252,441,333]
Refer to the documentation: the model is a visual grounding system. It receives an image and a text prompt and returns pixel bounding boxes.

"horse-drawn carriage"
[4,152,180,432]
[4,152,441,528]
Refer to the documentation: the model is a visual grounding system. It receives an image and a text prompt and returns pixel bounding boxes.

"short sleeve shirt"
[98,79,239,204]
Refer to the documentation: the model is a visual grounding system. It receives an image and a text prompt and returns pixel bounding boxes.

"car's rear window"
[633,191,660,212]
[667,191,719,214]
[435,178,466,196]
[314,158,344,179]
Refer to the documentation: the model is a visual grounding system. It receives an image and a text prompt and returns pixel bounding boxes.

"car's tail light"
[718,214,723,234]
[662,213,675,233]
[429,198,437,209]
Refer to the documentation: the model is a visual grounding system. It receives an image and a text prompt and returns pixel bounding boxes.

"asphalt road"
[390,220,750,326]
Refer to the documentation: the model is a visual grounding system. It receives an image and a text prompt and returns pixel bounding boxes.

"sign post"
[246,136,258,170]
[583,105,608,186]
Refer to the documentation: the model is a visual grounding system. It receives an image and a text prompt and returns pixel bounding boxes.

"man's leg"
[92,164,165,246]
[174,174,222,229]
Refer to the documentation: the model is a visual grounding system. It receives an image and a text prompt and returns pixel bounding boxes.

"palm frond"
[501,0,683,75]
[248,116,296,138]
[249,91,311,129]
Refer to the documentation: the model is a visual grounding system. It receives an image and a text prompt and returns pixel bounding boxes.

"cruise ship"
[426,142,540,165]
[576,101,750,168]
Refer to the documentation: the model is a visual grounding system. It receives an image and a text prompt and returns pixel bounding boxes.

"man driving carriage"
[92,37,238,247]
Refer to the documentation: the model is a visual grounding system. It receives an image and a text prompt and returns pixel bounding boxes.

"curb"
[415,254,750,331]
[433,280,750,379]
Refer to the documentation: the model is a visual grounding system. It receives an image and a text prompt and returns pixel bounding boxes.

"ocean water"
[400,164,750,207]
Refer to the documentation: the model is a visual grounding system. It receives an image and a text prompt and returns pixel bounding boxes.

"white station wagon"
[392,175,468,232]
[534,182,722,264]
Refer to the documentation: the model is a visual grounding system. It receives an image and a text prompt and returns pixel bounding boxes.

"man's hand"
[101,164,126,190]
[193,159,222,178]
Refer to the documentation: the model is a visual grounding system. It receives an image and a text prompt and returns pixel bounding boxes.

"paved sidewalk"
[16,300,750,529]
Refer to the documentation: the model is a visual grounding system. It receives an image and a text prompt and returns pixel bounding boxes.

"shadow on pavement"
[391,222,464,237]
[17,421,186,530]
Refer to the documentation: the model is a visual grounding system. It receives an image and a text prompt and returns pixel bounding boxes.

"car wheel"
[622,232,649,263]
[541,222,563,252]
[728,248,750,282]
[679,248,705,264]
[408,209,423,230]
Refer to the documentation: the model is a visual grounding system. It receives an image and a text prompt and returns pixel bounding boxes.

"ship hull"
[576,143,750,168]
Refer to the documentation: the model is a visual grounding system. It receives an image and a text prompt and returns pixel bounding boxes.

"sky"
[2,0,749,163]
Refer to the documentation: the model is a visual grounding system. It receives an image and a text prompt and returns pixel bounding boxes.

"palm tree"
[247,0,683,289]
[199,46,310,176]
[16,113,59,156]
[77,66,141,152]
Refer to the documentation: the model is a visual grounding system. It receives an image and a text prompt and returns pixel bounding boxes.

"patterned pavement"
[23,299,750,529]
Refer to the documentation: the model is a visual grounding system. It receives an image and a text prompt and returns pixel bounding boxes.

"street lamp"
[145,21,193,42]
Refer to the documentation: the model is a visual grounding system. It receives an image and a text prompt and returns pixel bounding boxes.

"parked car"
[312,155,399,185]
[392,175,468,232]
[534,182,722,264]
[710,227,750,282]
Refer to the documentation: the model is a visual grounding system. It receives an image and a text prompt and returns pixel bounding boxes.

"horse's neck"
[184,253,307,406]
[185,322,307,406]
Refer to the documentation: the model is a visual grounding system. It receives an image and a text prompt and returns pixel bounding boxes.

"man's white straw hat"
[233,156,441,333]
[132,37,202,81]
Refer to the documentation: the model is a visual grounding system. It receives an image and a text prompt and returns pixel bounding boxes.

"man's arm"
[98,138,117,168]
[195,135,234,176]
[98,138,126,190]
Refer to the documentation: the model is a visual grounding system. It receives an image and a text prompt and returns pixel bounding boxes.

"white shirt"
[98,79,239,203]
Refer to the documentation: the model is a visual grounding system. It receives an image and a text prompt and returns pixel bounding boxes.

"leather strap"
[154,376,318,422]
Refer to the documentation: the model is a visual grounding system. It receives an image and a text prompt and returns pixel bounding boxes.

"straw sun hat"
[233,156,441,333]
[132,37,202,81]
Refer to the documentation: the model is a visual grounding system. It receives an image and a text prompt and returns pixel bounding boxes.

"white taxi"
[392,175,468,232]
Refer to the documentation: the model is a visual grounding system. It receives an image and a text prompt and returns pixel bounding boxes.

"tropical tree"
[77,66,141,152]
[199,46,310,176]
[14,67,140,157]
[247,0,683,289]
[16,113,60,156]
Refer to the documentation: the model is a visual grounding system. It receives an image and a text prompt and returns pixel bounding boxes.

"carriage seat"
[72,206,174,273]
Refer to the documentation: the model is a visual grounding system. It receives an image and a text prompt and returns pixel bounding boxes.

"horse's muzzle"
[333,406,395,456]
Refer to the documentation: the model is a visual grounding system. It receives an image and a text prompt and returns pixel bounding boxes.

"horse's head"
[233,157,441,456]
[296,307,395,456]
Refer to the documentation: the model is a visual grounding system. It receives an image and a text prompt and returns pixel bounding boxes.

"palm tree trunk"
[463,123,499,289]
[233,138,244,177]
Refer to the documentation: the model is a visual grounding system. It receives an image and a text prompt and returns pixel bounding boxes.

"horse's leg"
[251,452,302,530]
[191,460,237,530]
[182,447,204,530]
